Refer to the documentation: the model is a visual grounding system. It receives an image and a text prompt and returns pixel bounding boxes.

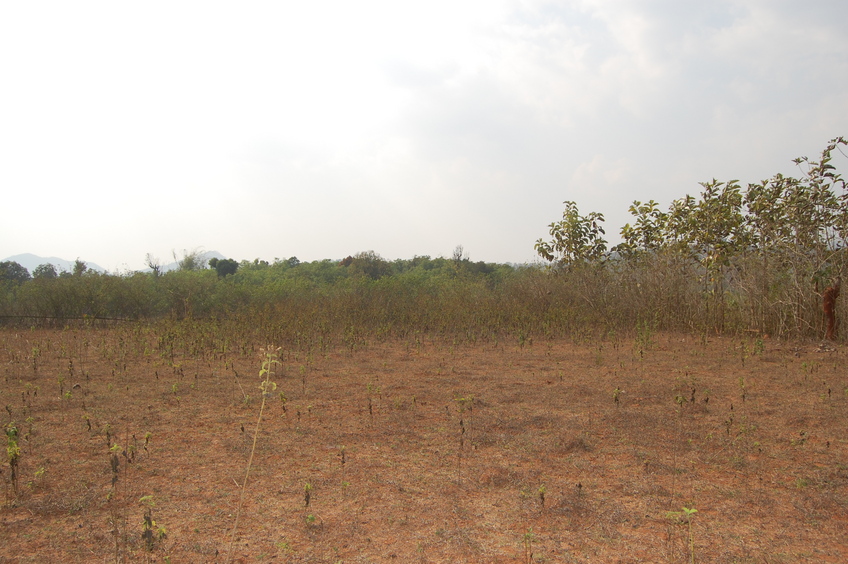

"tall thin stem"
[226,347,279,563]
[225,394,267,562]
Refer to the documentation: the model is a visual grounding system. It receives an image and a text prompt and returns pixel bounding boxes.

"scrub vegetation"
[0,138,846,562]
[1,138,847,342]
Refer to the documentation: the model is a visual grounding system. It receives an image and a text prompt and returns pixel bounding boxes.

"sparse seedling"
[106,442,125,562]
[666,506,697,564]
[458,415,465,484]
[683,507,697,564]
[5,422,20,497]
[454,395,474,446]
[27,466,46,491]
[109,443,121,486]
[791,431,808,446]
[139,495,167,552]
[635,318,655,357]
[304,482,312,507]
[338,446,347,491]
[522,528,535,564]
[366,382,381,422]
[226,345,281,563]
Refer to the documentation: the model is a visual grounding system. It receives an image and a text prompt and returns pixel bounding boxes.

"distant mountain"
[5,251,236,275]
[2,253,105,274]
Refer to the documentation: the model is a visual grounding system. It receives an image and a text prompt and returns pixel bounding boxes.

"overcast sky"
[2,1,847,272]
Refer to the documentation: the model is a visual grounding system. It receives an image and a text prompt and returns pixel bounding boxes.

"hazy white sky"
[2,1,847,272]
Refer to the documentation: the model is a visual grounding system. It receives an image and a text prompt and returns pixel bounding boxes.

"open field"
[1,326,847,563]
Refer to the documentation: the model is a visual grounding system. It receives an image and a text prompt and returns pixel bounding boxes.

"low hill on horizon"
[3,251,230,276]
[2,253,106,274]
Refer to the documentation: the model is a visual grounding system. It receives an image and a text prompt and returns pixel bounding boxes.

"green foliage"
[5,422,21,494]
[0,261,31,284]
[139,495,167,551]
[528,137,847,338]
[0,138,845,340]
[340,251,392,279]
[72,259,88,277]
[535,201,607,267]
[32,263,58,280]
[615,200,669,258]
[686,179,747,270]
[209,257,239,278]
[666,506,698,564]
[175,248,207,272]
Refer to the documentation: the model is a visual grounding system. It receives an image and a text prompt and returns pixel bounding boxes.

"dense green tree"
[0,261,31,284]
[209,257,239,277]
[342,251,392,280]
[72,259,88,277]
[32,263,58,280]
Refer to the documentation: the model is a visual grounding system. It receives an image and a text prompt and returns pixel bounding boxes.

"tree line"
[1,137,845,343]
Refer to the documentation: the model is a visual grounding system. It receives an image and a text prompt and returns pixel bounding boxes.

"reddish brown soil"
[1,329,847,563]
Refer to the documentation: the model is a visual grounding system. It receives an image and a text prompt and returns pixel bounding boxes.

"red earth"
[1,329,847,562]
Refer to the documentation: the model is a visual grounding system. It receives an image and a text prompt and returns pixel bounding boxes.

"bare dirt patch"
[2,329,847,562]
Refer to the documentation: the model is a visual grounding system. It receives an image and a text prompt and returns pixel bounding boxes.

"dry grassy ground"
[1,328,847,563]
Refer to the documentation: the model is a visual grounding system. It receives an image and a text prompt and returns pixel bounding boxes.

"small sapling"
[139,495,167,552]
[5,422,20,496]
[225,345,281,563]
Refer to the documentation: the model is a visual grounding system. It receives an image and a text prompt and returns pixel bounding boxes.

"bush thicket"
[1,138,845,346]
